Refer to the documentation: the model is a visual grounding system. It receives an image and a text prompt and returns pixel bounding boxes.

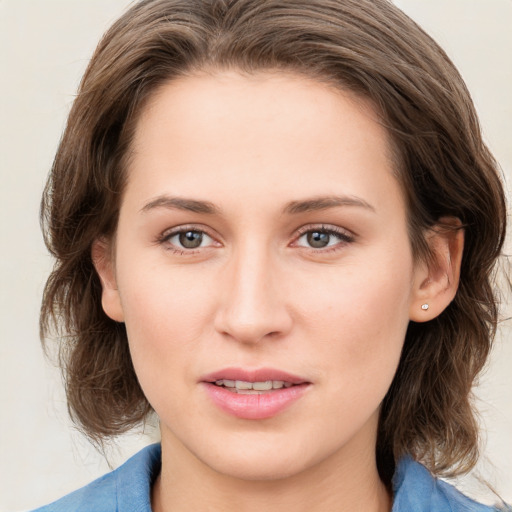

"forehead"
[137,70,387,150]
[125,70,403,217]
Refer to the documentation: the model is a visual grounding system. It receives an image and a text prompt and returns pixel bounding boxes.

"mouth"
[201,367,309,389]
[201,368,311,419]
[210,379,295,394]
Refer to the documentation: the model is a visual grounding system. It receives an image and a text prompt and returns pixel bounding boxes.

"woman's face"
[99,71,426,480]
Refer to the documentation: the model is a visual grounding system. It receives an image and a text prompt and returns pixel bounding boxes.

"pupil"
[307,231,329,248]
[179,231,203,248]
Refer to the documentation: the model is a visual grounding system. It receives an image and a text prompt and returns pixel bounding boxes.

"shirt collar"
[115,443,161,512]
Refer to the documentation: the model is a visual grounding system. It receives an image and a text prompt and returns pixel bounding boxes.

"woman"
[34,0,508,510]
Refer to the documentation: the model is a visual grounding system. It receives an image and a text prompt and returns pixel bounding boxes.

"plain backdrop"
[1,1,511,511]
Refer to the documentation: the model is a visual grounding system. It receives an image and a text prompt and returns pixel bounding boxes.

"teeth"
[213,379,294,390]
[252,381,273,391]
[235,380,253,390]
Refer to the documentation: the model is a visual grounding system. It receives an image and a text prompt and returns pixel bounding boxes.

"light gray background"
[1,1,511,511]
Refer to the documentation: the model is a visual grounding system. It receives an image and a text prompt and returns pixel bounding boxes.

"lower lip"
[202,382,310,420]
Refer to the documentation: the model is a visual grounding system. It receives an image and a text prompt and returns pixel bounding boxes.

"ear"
[91,238,124,322]
[409,218,464,322]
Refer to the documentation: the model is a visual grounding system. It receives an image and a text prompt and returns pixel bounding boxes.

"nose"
[214,244,293,345]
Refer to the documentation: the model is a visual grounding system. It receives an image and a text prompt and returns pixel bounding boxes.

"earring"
[421,303,429,310]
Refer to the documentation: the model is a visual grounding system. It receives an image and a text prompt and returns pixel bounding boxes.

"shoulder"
[392,456,501,512]
[31,443,161,512]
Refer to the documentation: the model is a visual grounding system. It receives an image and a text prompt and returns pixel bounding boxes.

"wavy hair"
[40,0,507,484]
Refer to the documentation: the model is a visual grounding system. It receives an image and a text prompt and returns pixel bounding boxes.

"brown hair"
[40,0,507,483]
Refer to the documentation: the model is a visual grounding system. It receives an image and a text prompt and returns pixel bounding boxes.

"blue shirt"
[32,443,501,511]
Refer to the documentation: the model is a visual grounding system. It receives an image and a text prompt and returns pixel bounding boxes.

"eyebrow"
[283,195,375,214]
[141,196,220,215]
[140,194,375,215]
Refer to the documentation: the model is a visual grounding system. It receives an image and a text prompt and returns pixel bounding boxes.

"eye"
[176,230,205,249]
[303,231,332,249]
[295,226,354,250]
[161,228,216,252]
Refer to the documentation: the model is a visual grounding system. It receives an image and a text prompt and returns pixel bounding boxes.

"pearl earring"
[421,303,429,310]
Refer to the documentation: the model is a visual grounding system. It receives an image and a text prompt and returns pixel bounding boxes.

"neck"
[152,429,392,512]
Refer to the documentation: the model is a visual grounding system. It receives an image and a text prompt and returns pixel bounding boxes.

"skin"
[93,70,463,512]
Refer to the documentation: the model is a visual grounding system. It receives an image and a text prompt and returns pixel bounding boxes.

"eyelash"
[157,225,217,255]
[293,224,355,253]
[156,224,355,255]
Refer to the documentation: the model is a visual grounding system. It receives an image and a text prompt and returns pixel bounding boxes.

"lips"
[201,367,308,385]
[201,367,311,420]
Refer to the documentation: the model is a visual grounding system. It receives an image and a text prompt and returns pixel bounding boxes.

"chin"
[192,433,323,482]
[209,454,308,482]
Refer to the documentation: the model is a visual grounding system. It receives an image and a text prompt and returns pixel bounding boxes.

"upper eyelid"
[159,224,352,236]
[294,224,355,238]
[160,224,216,239]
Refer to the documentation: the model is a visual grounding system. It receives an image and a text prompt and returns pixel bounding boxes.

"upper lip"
[201,367,309,384]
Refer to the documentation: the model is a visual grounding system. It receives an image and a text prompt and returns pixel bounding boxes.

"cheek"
[118,271,222,425]
[294,252,413,379]
[118,265,218,380]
